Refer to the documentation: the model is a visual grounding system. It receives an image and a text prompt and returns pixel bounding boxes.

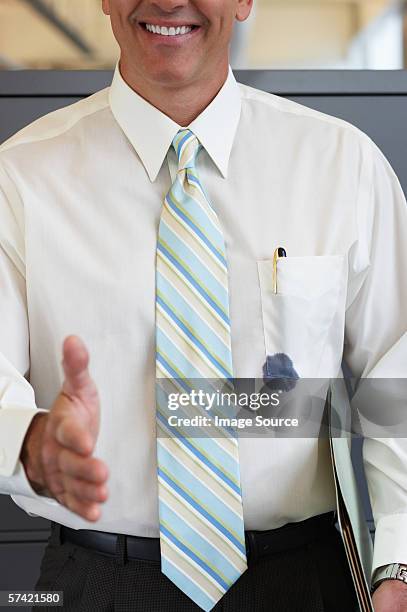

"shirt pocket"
[257,255,346,378]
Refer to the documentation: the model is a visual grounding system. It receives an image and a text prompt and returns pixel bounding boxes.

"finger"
[55,417,93,455]
[42,465,65,497]
[61,473,108,503]
[61,335,93,397]
[59,492,101,522]
[58,449,109,484]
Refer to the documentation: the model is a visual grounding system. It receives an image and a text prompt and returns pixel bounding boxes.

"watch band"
[371,563,407,593]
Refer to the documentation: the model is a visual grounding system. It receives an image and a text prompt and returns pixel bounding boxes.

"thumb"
[61,335,93,399]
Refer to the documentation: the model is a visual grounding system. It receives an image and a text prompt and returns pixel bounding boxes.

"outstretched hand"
[21,335,109,521]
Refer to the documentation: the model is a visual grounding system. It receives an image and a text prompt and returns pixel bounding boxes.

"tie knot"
[172,129,201,172]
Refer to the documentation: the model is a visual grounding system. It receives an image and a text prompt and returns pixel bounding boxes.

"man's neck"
[119,60,229,126]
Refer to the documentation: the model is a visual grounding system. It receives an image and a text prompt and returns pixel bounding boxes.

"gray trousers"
[34,520,359,611]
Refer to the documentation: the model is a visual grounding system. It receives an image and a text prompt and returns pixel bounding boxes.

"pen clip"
[272,247,287,294]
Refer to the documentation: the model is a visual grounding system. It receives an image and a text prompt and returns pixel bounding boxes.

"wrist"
[372,563,407,594]
[20,412,48,493]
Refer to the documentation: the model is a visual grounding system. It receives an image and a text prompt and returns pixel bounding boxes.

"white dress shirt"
[0,65,406,577]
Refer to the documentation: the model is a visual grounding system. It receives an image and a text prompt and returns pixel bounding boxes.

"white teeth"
[145,23,193,36]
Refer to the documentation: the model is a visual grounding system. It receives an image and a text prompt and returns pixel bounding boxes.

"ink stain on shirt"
[262,353,299,392]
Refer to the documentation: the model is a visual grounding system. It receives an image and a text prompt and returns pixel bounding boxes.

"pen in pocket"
[273,247,287,294]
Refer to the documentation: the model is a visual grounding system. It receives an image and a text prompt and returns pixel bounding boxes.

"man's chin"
[147,64,201,89]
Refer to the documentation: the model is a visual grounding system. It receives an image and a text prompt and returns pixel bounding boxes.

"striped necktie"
[155,129,247,610]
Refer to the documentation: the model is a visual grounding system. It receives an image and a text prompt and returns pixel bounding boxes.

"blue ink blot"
[262,353,299,392]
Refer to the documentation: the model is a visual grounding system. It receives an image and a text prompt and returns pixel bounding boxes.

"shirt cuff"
[372,513,407,578]
[0,406,49,478]
[0,457,58,511]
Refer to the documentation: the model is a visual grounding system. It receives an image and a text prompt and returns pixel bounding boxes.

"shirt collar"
[109,63,241,182]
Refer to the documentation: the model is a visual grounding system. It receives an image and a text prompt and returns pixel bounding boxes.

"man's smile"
[103,0,249,119]
[142,23,198,36]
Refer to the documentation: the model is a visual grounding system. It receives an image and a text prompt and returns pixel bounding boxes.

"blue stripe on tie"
[166,190,227,268]
[157,411,240,495]
[157,396,238,443]
[156,411,238,491]
[160,523,230,591]
[156,363,221,401]
[158,467,246,555]
[157,377,223,420]
[170,180,225,252]
[186,170,215,207]
[155,385,240,475]
[156,358,235,434]
[183,438,240,480]
[159,221,228,307]
[186,172,201,188]
[157,242,230,325]
[155,353,192,394]
[161,557,215,612]
[160,501,242,584]
[157,271,231,365]
[156,295,232,379]
[158,444,244,536]
[156,388,214,438]
[170,177,225,245]
[156,327,207,380]
[175,131,193,158]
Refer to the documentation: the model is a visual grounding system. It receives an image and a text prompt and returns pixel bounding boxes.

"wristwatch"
[371,563,407,594]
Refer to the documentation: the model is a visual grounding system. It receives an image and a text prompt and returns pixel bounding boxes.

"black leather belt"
[59,511,336,565]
